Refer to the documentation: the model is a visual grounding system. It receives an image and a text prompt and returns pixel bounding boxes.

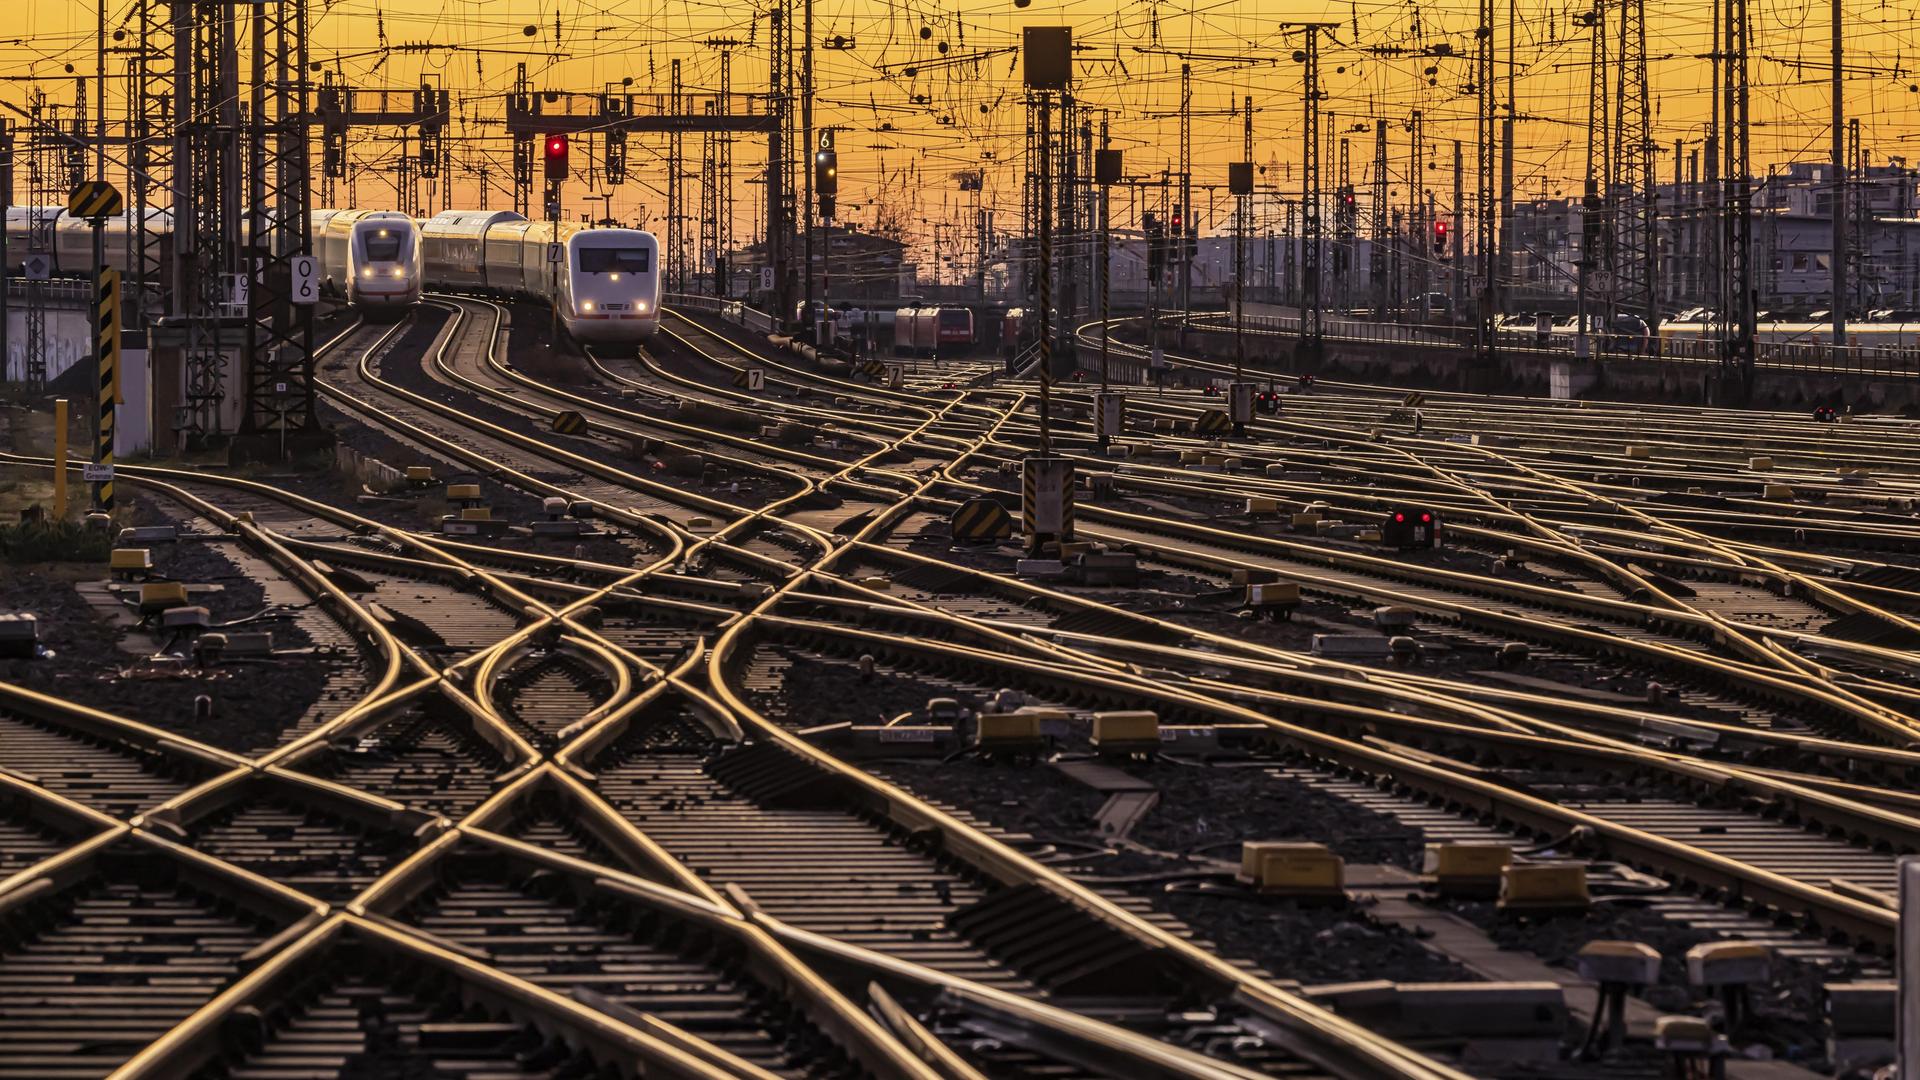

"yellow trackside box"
[1090,711,1160,752]
[1246,497,1279,515]
[1498,863,1589,912]
[1762,484,1795,500]
[1240,841,1345,896]
[446,483,483,502]
[110,548,153,576]
[138,582,188,613]
[974,712,1045,750]
[405,465,434,484]
[1291,512,1322,532]
[1748,456,1773,471]
[459,506,493,521]
[1422,843,1512,895]
[1625,445,1650,459]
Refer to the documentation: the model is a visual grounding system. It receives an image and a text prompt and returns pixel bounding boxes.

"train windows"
[578,247,651,274]
[363,233,402,261]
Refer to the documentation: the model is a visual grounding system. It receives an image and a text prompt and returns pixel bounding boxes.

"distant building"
[727,226,911,306]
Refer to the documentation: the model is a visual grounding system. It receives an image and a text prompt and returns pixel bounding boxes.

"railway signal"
[1382,507,1441,549]
[543,134,569,180]
[815,134,838,221]
[1144,212,1164,285]
[1434,220,1449,255]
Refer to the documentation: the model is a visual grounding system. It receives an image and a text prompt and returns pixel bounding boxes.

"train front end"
[346,213,422,315]
[560,229,660,347]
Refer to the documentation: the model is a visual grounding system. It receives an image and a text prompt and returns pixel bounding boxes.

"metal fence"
[1182,311,1920,380]
[664,292,776,334]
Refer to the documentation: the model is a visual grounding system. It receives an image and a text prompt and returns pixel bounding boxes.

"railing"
[1176,310,1920,380]
[664,293,776,334]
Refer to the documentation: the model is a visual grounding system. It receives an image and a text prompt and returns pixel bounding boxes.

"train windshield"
[577,247,651,274]
[939,310,971,328]
[363,232,402,261]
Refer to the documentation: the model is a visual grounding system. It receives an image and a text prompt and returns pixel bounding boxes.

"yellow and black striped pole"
[94,267,120,511]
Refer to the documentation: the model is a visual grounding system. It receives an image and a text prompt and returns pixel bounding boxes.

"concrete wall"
[1165,324,1920,414]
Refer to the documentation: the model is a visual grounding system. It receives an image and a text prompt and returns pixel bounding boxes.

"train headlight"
[610,273,621,282]
[390,268,404,278]
[636,301,649,313]
[361,268,373,278]
[581,301,594,312]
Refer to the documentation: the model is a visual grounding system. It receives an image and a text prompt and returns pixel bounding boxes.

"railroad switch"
[1093,391,1125,441]
[192,632,226,667]
[159,606,210,638]
[118,526,178,545]
[1090,711,1160,758]
[1071,549,1140,587]
[1244,581,1300,620]
[442,508,509,537]
[1653,1017,1725,1074]
[110,548,155,581]
[1575,940,1661,1056]
[1496,862,1590,914]
[0,612,39,659]
[1823,982,1895,1072]
[404,465,435,486]
[1372,606,1418,632]
[1685,942,1769,1030]
[1422,842,1512,897]
[973,712,1048,759]
[1239,841,1346,902]
[136,582,190,618]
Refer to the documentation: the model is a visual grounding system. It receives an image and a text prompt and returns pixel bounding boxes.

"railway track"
[6,295,1917,1072]
[1,305,1480,1078]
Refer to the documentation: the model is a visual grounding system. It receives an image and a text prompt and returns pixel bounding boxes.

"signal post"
[1022,27,1075,555]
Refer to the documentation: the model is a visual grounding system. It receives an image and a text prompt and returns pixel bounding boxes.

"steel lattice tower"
[1296,27,1325,366]
[239,0,321,444]
[1371,120,1388,319]
[1614,0,1657,334]
[1475,0,1497,366]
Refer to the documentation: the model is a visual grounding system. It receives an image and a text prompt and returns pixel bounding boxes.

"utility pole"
[1410,110,1425,322]
[1617,0,1657,341]
[1831,0,1847,346]
[1475,0,1498,376]
[1229,96,1255,433]
[1499,0,1515,321]
[1094,125,1121,446]
[801,0,814,338]
[1371,120,1389,321]
[1290,25,1333,371]
[1178,63,1193,332]
[1723,0,1755,396]
[669,60,684,292]
[1453,139,1465,319]
[1577,0,1607,359]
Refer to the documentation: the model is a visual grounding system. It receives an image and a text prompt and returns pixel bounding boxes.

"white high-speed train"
[416,211,661,343]
[4,206,662,347]
[313,209,422,315]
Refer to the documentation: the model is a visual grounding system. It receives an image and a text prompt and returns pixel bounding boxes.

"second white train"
[3,206,660,348]
[316,209,661,345]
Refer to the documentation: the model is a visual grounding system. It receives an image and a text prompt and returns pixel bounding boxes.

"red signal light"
[1394,513,1406,523]
[543,133,569,180]
[1420,512,1432,523]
